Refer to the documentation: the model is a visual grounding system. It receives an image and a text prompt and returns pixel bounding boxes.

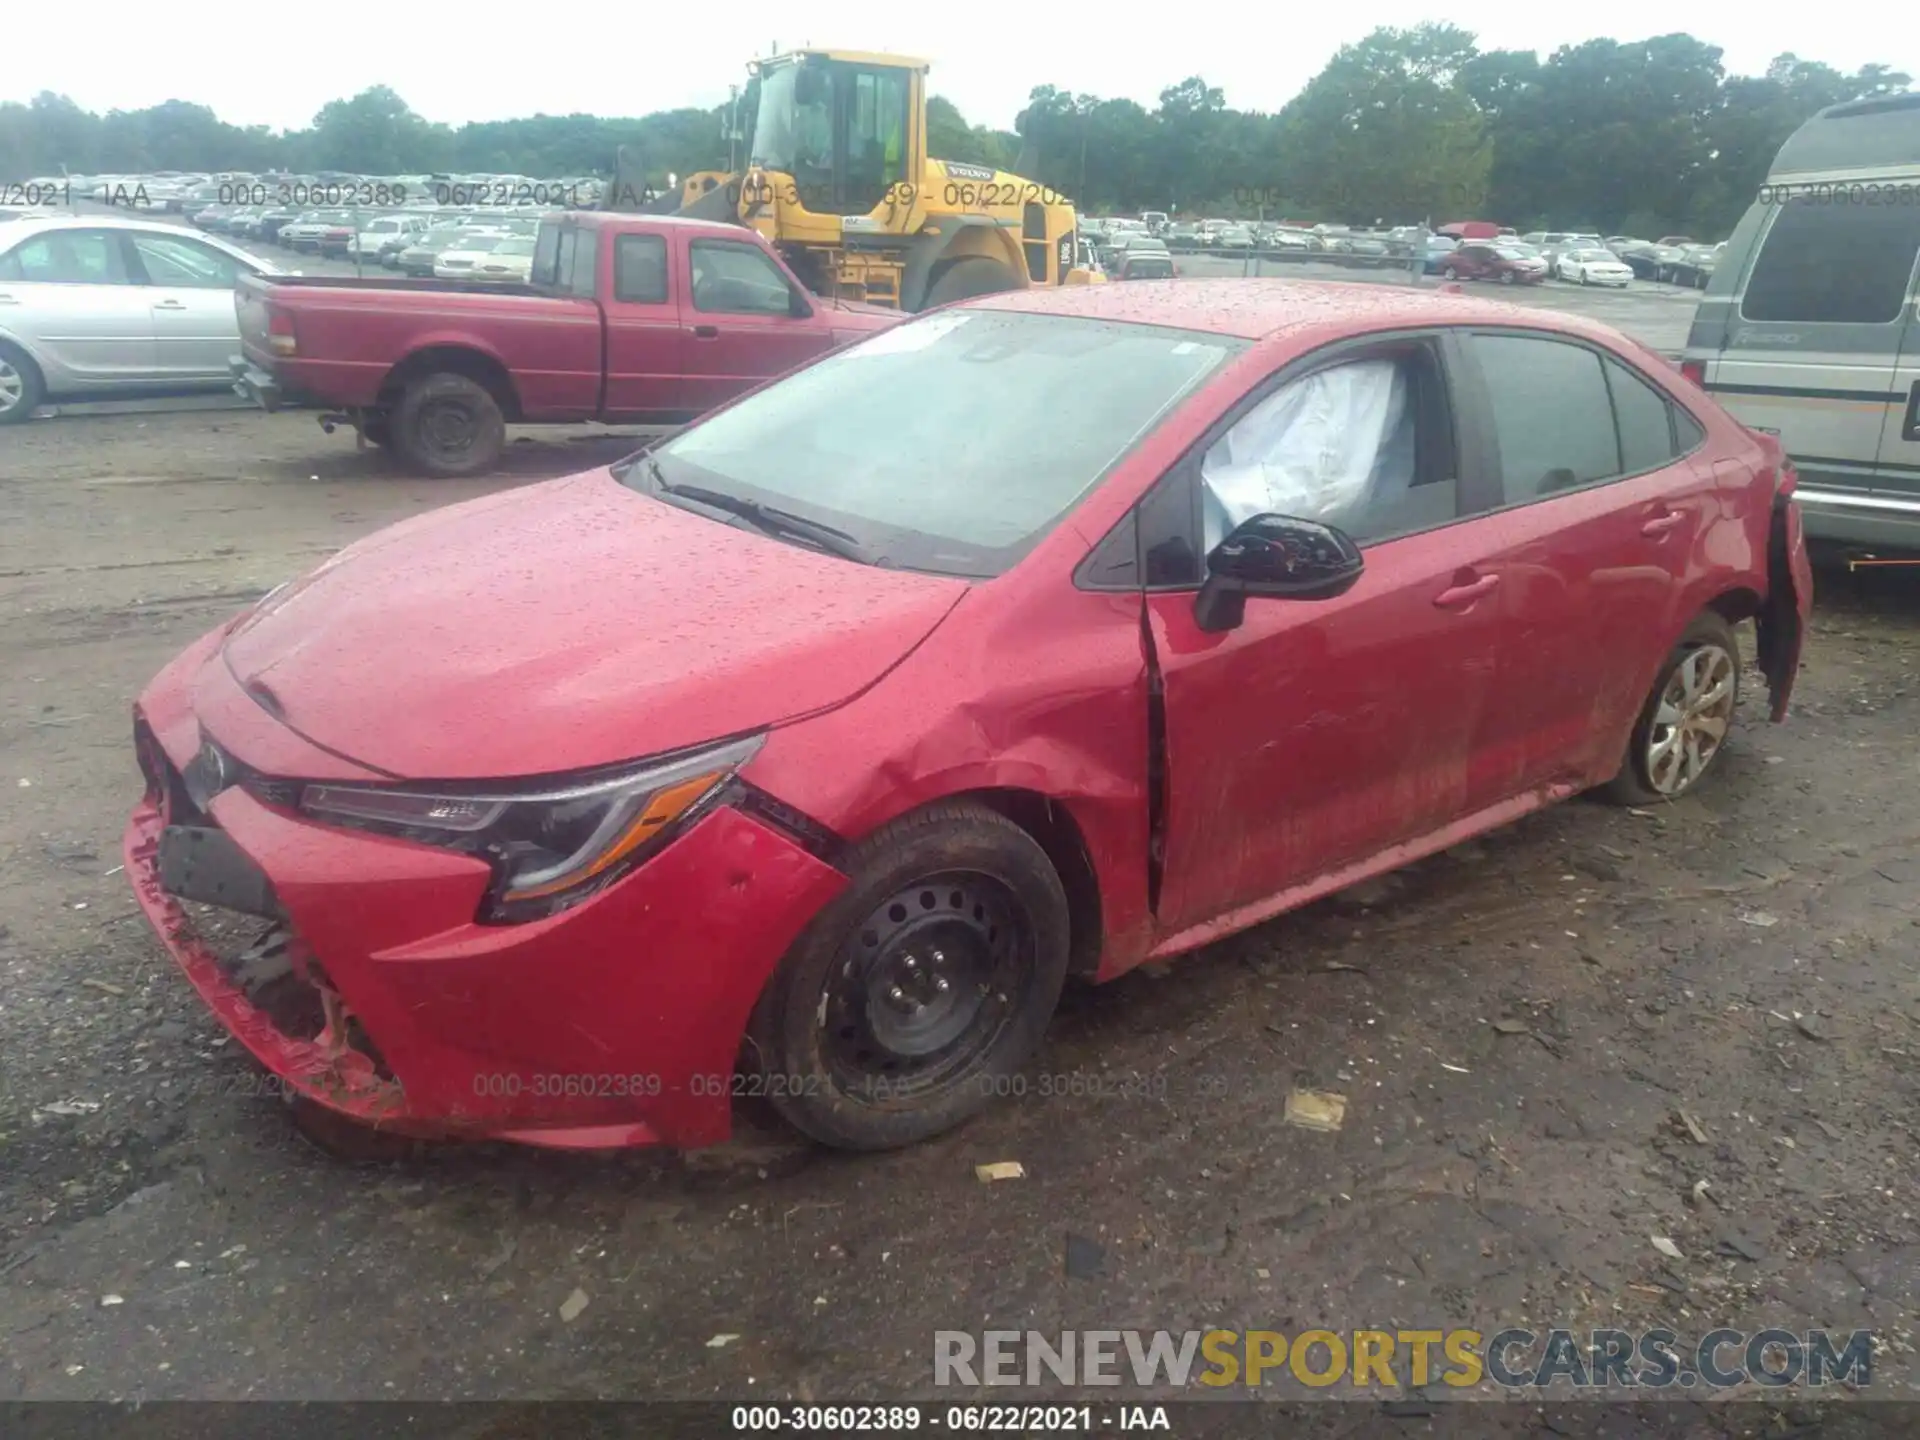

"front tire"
[745,801,1071,1150]
[923,257,1021,310]
[0,341,46,425]
[1602,612,1741,805]
[1499,269,1515,285]
[1442,265,1460,282]
[392,373,505,478]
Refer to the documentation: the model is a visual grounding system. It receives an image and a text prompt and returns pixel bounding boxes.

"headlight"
[298,734,764,922]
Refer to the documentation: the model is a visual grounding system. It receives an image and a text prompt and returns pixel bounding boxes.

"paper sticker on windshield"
[845,312,974,356]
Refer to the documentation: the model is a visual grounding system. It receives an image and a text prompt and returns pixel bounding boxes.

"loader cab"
[749,51,922,218]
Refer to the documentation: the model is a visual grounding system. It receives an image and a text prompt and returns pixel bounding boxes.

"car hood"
[217,470,969,780]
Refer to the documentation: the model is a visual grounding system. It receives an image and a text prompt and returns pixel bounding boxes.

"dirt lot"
[2,382,1918,1428]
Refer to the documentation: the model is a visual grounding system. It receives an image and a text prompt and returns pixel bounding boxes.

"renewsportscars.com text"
[934,1328,1873,1390]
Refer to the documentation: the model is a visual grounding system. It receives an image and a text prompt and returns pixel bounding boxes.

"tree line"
[1,27,1907,238]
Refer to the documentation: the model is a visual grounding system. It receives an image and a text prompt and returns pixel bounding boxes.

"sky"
[4,5,1913,133]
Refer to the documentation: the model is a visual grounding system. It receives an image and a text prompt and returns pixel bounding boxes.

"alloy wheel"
[1645,643,1736,795]
[0,359,24,416]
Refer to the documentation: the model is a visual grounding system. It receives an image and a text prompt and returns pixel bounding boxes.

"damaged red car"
[126,280,1813,1154]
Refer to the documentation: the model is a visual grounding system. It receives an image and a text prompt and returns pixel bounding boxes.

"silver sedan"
[0,216,281,422]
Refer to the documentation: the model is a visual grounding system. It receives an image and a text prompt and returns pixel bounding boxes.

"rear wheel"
[1499,269,1515,285]
[745,802,1071,1150]
[392,373,505,478]
[1602,612,1741,804]
[0,341,45,425]
[1442,265,1460,282]
[923,257,1021,309]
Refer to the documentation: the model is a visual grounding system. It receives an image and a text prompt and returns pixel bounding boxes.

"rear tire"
[1499,270,1515,285]
[1602,612,1741,805]
[745,801,1071,1150]
[0,341,45,425]
[392,373,505,478]
[923,257,1021,310]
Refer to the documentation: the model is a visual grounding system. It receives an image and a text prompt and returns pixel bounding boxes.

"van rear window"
[1742,195,1920,325]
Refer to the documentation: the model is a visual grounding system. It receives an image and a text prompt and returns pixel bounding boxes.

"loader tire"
[924,257,1021,309]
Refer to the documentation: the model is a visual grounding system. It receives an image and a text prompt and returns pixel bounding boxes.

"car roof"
[974,278,1629,348]
[3,214,239,239]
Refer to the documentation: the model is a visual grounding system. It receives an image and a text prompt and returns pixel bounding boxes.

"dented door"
[1146,529,1505,936]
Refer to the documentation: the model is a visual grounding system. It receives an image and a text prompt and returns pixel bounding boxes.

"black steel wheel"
[746,801,1071,1150]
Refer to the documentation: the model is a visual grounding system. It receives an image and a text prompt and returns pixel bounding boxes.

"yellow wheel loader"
[608,49,1101,312]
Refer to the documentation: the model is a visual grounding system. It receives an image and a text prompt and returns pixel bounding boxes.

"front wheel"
[0,341,45,425]
[1442,265,1460,282]
[1499,269,1515,285]
[745,801,1071,1150]
[923,257,1021,309]
[1602,612,1741,804]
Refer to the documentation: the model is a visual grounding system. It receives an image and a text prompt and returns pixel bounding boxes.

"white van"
[1681,92,1920,548]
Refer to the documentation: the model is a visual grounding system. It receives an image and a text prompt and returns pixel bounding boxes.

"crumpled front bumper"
[125,643,848,1151]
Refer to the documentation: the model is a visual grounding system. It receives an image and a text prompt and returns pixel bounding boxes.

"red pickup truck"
[233,211,901,476]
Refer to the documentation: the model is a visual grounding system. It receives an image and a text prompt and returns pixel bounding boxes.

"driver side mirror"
[1193,513,1365,633]
[788,286,813,318]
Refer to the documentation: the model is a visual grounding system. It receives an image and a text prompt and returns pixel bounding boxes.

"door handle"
[153,299,187,311]
[1433,573,1499,608]
[692,325,720,339]
[1641,511,1685,536]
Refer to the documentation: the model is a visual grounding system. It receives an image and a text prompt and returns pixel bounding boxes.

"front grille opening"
[184,909,324,1039]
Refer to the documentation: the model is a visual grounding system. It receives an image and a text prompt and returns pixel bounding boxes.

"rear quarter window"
[1605,358,1690,473]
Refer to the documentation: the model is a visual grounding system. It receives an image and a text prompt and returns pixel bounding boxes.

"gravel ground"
[1,258,1917,1429]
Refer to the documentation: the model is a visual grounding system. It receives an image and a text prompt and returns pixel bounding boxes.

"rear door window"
[1741,196,1920,325]
[614,234,668,303]
[1467,333,1622,499]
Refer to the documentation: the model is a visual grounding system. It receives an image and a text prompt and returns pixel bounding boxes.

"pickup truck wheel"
[0,342,45,425]
[393,374,505,478]
[1602,612,1741,805]
[745,801,1071,1151]
[924,257,1021,309]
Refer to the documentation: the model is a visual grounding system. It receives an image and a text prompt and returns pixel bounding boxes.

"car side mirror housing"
[789,287,813,319]
[1193,513,1365,632]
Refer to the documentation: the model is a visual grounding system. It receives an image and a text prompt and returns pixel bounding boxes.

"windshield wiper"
[654,477,872,564]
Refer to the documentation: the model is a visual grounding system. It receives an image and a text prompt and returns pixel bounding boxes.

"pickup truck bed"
[235,212,900,476]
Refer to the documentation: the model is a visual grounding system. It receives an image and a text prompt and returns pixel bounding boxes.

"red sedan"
[126,280,1812,1154]
[1440,242,1549,285]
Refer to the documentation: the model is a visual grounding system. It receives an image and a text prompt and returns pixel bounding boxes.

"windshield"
[624,310,1246,577]
[1493,246,1527,259]
[1569,249,1613,262]
[493,238,536,256]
